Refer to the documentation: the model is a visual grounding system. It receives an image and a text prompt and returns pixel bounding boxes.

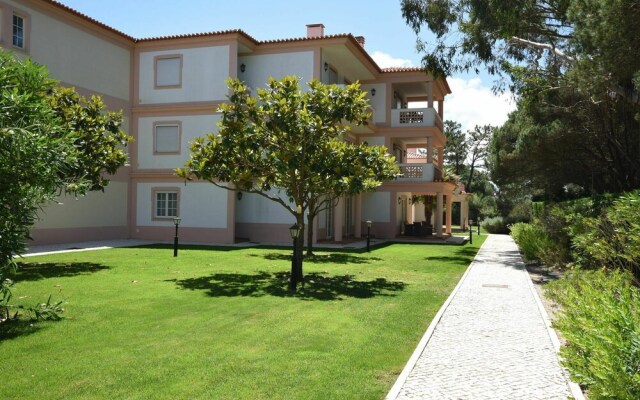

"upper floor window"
[154,122,181,154]
[155,55,182,88]
[12,14,24,49]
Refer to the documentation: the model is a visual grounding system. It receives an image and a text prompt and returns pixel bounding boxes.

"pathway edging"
[385,243,478,400]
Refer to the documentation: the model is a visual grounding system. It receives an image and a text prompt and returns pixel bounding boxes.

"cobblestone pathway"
[387,234,581,400]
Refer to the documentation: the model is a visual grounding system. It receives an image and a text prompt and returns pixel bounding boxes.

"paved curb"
[525,264,585,400]
[384,239,481,400]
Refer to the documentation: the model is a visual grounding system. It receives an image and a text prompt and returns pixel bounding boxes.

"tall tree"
[0,52,130,321]
[443,120,467,175]
[178,76,398,291]
[465,125,492,191]
[401,0,640,197]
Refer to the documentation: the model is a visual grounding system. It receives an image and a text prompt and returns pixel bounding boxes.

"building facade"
[2,0,468,245]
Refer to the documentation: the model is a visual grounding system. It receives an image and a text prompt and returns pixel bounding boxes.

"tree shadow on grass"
[11,262,110,282]
[0,319,44,341]
[248,252,382,264]
[423,246,480,264]
[168,271,405,301]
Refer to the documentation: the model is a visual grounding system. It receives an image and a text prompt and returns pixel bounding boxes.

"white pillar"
[427,80,434,108]
[446,194,452,235]
[436,192,443,238]
[333,197,343,242]
[427,137,433,164]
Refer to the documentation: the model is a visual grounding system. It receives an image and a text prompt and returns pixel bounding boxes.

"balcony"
[391,107,443,131]
[396,163,443,182]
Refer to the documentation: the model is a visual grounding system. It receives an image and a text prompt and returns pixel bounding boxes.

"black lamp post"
[366,220,372,252]
[173,217,181,257]
[477,218,481,235]
[289,223,301,291]
[469,219,473,244]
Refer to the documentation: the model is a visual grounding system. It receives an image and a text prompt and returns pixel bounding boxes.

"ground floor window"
[154,190,179,219]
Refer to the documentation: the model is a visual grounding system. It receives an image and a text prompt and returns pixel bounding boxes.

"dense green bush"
[509,222,567,265]
[572,191,640,278]
[481,216,509,234]
[546,270,640,399]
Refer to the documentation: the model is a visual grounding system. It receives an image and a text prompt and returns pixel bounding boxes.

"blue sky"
[56,0,514,131]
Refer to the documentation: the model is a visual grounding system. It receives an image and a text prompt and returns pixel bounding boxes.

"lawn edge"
[384,237,483,400]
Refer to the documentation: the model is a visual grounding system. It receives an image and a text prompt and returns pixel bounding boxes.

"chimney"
[355,36,365,47]
[306,23,325,38]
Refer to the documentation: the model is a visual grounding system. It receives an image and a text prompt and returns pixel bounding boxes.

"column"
[437,147,444,169]
[436,192,443,238]
[407,196,414,224]
[438,100,444,119]
[446,193,452,235]
[333,197,343,242]
[460,200,467,231]
[427,136,433,164]
[427,80,434,108]
[354,194,362,238]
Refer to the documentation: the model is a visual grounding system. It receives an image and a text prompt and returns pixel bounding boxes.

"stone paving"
[387,234,581,400]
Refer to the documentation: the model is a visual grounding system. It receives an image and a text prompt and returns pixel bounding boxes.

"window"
[154,190,179,219]
[154,122,181,154]
[12,14,24,49]
[155,55,182,88]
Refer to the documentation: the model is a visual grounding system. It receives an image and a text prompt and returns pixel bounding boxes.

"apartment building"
[1,0,469,245]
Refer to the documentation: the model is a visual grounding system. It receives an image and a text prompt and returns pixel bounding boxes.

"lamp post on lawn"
[173,217,181,257]
[469,219,473,244]
[289,223,301,291]
[366,220,372,252]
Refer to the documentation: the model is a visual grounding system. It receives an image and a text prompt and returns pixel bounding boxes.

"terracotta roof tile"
[382,67,425,73]
[136,29,258,43]
[48,0,134,41]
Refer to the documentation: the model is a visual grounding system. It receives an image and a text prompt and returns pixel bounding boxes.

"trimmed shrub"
[510,222,568,266]
[481,216,509,234]
[546,270,640,399]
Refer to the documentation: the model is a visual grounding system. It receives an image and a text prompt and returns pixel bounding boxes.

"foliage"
[400,1,640,198]
[443,120,467,175]
[465,124,492,191]
[178,76,399,289]
[0,51,129,323]
[547,269,640,399]
[480,216,509,234]
[571,191,640,278]
[509,222,566,266]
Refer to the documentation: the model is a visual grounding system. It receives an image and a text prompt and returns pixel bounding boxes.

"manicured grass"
[2,236,486,399]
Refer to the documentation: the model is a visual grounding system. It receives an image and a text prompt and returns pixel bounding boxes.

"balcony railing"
[391,107,443,131]
[396,163,436,182]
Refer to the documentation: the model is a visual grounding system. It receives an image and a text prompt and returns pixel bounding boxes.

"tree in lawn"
[178,76,399,291]
[0,51,130,321]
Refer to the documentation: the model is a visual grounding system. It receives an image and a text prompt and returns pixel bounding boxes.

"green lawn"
[1,236,486,400]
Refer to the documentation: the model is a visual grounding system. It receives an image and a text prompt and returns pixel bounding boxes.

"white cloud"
[444,77,515,132]
[370,51,414,68]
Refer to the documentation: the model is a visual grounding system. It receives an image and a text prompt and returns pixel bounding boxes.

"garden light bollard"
[289,223,301,291]
[469,219,473,244]
[477,219,481,235]
[366,220,372,252]
[173,217,181,257]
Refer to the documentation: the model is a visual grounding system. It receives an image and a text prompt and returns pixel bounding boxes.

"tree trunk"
[306,213,315,256]
[289,213,305,292]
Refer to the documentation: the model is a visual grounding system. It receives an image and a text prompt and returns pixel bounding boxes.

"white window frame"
[153,121,181,154]
[153,188,180,220]
[12,12,26,50]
